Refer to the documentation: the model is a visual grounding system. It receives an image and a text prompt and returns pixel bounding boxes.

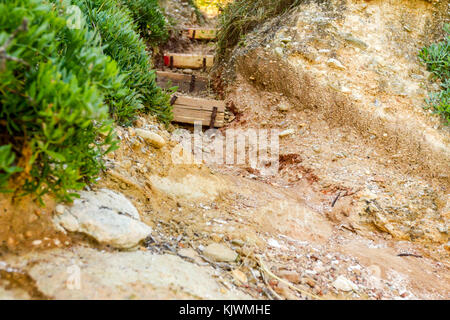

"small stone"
[178,248,204,264]
[278,270,300,284]
[211,234,223,242]
[231,269,248,284]
[121,159,132,170]
[279,129,295,137]
[279,36,292,44]
[343,35,368,50]
[7,237,15,247]
[302,277,316,288]
[327,58,346,70]
[54,212,79,232]
[231,239,245,247]
[135,128,166,148]
[183,69,193,74]
[203,243,238,262]
[340,86,351,94]
[277,103,290,112]
[274,282,297,300]
[55,204,65,215]
[359,190,377,202]
[52,189,151,249]
[267,238,282,248]
[444,242,450,252]
[274,47,284,56]
[333,152,346,160]
[134,118,144,128]
[312,145,321,153]
[32,240,42,246]
[332,275,358,292]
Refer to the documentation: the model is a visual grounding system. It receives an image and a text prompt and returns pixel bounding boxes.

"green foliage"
[0,0,118,201]
[73,0,173,123]
[217,0,303,60]
[419,24,450,124]
[189,0,206,25]
[0,145,22,191]
[121,0,169,44]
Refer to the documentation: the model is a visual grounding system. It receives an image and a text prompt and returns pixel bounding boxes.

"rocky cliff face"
[225,0,449,243]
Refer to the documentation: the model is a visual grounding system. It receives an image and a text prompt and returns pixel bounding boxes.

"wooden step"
[156,71,209,93]
[185,28,217,40]
[171,95,225,128]
[164,53,214,70]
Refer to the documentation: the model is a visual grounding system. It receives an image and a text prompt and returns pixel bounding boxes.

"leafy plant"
[217,0,304,60]
[189,0,206,25]
[72,0,173,124]
[419,24,450,124]
[0,145,22,191]
[121,0,169,44]
[0,0,119,201]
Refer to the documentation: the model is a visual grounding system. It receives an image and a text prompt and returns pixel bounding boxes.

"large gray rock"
[203,243,238,263]
[2,246,251,300]
[53,189,151,249]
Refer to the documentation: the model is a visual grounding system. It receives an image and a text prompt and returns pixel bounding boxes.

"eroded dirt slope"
[221,0,450,245]
[0,0,449,300]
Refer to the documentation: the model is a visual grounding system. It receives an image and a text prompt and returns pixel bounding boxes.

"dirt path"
[0,0,448,300]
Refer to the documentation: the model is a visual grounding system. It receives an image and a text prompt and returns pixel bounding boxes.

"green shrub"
[0,145,22,192]
[189,0,206,25]
[73,0,173,124]
[121,0,169,44]
[217,0,303,60]
[419,24,450,124]
[0,0,119,201]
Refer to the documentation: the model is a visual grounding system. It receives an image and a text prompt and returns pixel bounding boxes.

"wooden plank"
[171,95,225,127]
[173,109,224,124]
[172,114,224,127]
[156,71,209,93]
[186,28,217,40]
[173,105,225,120]
[164,53,214,69]
[175,96,225,111]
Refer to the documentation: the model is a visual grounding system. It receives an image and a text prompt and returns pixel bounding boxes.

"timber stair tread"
[156,71,211,94]
[185,27,217,40]
[170,95,225,128]
[163,53,214,70]
[159,25,227,128]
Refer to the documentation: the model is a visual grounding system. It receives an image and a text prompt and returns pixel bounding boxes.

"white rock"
[332,275,358,292]
[277,103,290,112]
[4,246,251,300]
[327,58,346,70]
[279,129,295,137]
[203,243,238,262]
[135,128,166,148]
[54,212,79,232]
[55,204,65,215]
[274,47,284,56]
[53,189,151,249]
[267,238,282,248]
[279,36,292,44]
